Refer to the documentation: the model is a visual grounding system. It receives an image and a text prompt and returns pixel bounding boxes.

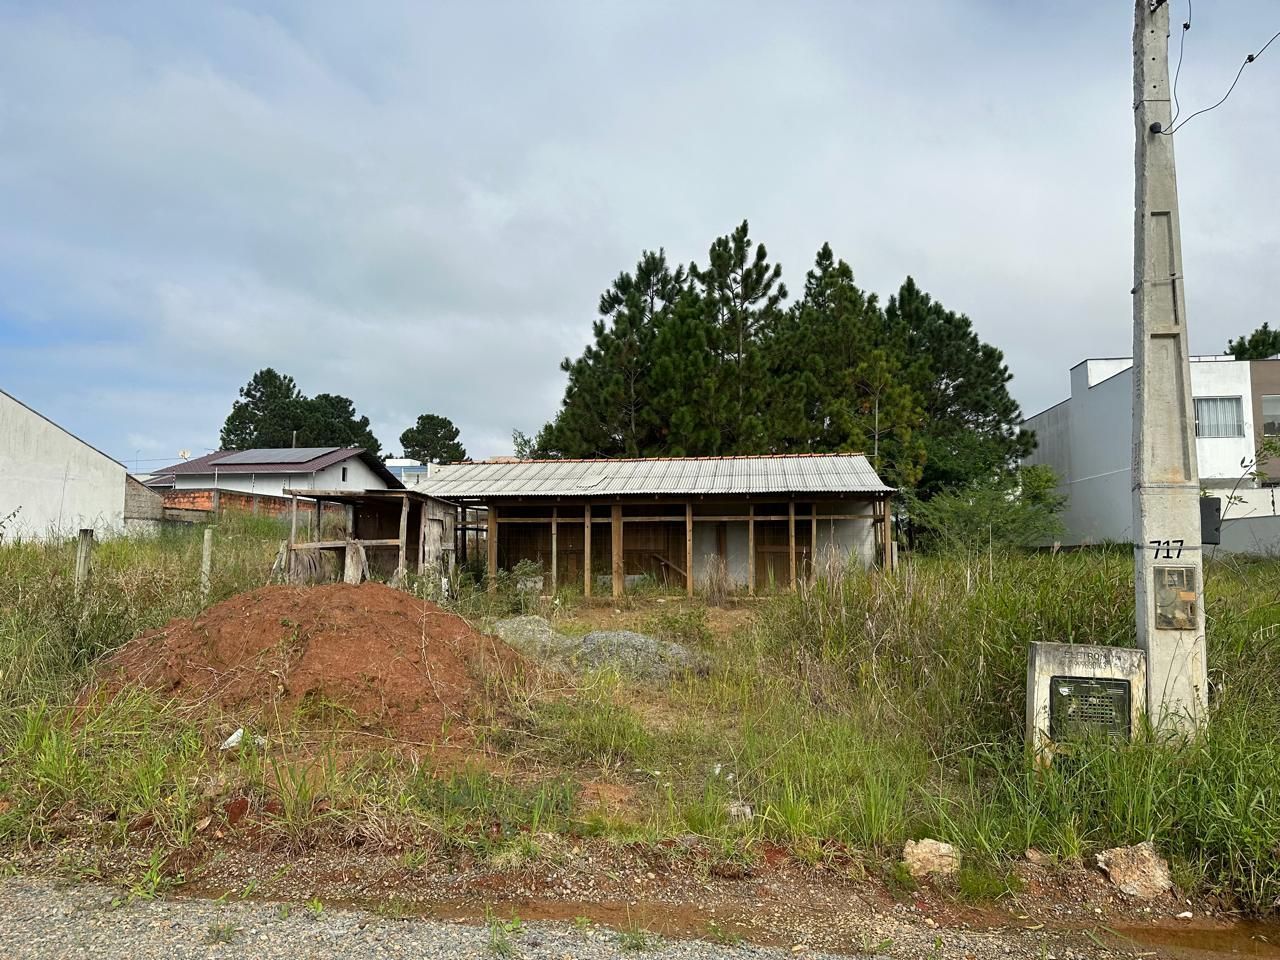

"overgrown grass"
[2,523,1279,914]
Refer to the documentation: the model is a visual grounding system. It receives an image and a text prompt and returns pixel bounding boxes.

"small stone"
[902,838,960,879]
[726,801,753,822]
[1096,842,1172,900]
[1177,910,1193,920]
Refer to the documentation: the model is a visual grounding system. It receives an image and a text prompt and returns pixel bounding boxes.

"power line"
[1159,23,1280,136]
[1170,0,1191,127]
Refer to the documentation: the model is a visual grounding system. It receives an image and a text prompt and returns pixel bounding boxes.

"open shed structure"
[283,488,456,585]
[415,454,893,598]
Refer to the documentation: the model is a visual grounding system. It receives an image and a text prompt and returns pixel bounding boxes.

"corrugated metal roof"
[415,454,891,499]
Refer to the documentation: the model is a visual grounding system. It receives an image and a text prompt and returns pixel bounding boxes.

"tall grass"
[2,522,1279,913]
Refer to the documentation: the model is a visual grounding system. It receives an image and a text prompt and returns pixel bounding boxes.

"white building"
[1023,356,1280,552]
[0,388,162,540]
[148,447,401,498]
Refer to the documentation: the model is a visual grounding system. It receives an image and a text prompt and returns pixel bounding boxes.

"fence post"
[74,528,94,594]
[200,527,214,602]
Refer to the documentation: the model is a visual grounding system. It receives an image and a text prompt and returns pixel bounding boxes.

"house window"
[1194,397,1244,438]
[341,466,348,482]
[1263,396,1280,437]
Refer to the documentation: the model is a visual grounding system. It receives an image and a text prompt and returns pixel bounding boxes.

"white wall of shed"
[171,456,389,496]
[0,391,126,540]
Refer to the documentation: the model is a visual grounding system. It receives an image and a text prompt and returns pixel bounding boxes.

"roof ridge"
[453,452,866,465]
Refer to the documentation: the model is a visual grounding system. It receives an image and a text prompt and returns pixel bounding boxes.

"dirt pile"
[102,583,520,742]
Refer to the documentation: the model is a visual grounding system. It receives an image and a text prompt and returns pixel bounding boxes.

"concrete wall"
[0,390,126,540]
[1024,356,1261,546]
[171,456,388,496]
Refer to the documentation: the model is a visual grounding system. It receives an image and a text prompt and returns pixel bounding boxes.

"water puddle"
[1109,920,1280,958]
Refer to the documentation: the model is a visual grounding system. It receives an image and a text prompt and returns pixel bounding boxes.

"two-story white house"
[1023,356,1280,553]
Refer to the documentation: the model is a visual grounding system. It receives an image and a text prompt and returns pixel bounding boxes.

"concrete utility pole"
[1132,0,1208,730]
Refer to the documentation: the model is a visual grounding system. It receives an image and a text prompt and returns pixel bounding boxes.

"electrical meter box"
[1153,565,1197,630]
[1026,642,1146,760]
[1048,676,1131,742]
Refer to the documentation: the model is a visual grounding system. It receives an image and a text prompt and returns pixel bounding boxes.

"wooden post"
[74,528,94,594]
[200,527,213,602]
[788,500,797,591]
[288,494,298,584]
[487,504,499,592]
[747,504,756,596]
[685,502,694,598]
[418,503,427,573]
[611,503,624,599]
[882,495,893,570]
[583,504,592,598]
[211,488,221,518]
[550,506,558,595]
[810,506,818,583]
[343,540,364,584]
[314,498,322,540]
[397,494,410,578]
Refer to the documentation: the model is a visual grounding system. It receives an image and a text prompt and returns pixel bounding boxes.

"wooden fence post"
[74,528,94,594]
[200,527,213,602]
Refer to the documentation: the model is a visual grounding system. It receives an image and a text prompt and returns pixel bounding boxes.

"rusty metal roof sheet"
[414,454,891,499]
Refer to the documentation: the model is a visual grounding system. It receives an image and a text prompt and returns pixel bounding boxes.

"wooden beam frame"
[550,506,558,595]
[810,505,818,583]
[788,500,797,591]
[396,495,410,578]
[583,504,592,598]
[486,504,499,592]
[882,495,893,570]
[685,502,694,598]
[611,503,624,599]
[747,503,755,596]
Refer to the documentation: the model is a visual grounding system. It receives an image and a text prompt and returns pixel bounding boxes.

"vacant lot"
[2,516,1278,956]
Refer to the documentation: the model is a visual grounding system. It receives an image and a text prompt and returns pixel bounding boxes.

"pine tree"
[1226,322,1280,360]
[302,393,382,454]
[768,245,925,486]
[883,277,1032,495]
[219,368,306,450]
[541,250,685,457]
[689,221,787,453]
[401,413,467,463]
[218,370,382,453]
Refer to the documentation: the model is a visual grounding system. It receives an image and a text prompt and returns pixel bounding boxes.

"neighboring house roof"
[415,453,891,499]
[149,447,403,489]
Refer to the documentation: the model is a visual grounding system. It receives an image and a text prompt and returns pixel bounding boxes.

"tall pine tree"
[688,221,787,453]
[883,277,1032,495]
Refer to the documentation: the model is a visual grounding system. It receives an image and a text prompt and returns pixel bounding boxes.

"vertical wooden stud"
[487,504,499,592]
[882,495,893,570]
[550,506,558,595]
[397,495,410,578]
[685,502,694,598]
[611,504,624,599]
[788,500,797,591]
[810,506,818,583]
[747,503,756,596]
[583,504,592,598]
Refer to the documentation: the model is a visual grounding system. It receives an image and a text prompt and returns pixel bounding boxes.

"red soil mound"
[102,583,519,742]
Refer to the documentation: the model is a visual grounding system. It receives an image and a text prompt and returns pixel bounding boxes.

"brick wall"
[160,488,347,523]
[124,476,164,520]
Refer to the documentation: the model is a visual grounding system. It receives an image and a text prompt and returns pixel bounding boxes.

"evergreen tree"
[769,245,925,486]
[219,370,382,453]
[541,250,685,457]
[688,221,787,453]
[401,413,467,463]
[883,277,1033,496]
[1226,322,1280,360]
[219,368,307,450]
[303,393,382,454]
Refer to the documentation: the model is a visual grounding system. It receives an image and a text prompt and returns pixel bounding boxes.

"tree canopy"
[400,413,467,463]
[1226,322,1280,360]
[219,369,382,454]
[533,223,1032,495]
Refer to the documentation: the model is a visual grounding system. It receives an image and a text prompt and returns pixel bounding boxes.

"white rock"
[726,800,753,822]
[1096,842,1173,900]
[902,838,960,879]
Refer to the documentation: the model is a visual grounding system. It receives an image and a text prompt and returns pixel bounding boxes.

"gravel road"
[0,876,864,960]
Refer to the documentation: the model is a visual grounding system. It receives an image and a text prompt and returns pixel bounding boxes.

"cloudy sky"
[1,1,1276,467]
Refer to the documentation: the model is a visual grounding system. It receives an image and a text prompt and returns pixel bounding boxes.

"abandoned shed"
[415,453,893,597]
[283,488,456,584]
